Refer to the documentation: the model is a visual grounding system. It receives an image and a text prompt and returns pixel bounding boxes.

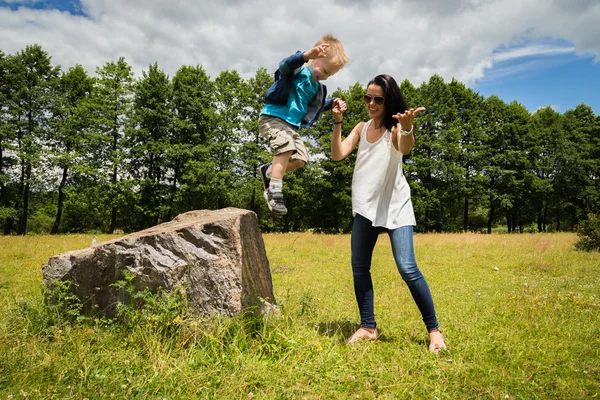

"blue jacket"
[263,51,333,128]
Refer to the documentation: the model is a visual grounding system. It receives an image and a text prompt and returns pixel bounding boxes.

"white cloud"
[492,45,575,63]
[0,0,598,92]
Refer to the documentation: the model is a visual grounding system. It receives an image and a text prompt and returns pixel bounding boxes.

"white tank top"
[352,120,416,229]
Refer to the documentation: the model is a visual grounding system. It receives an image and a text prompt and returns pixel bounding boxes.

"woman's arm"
[392,107,425,155]
[398,128,416,154]
[330,98,361,161]
[331,121,362,161]
[391,125,415,154]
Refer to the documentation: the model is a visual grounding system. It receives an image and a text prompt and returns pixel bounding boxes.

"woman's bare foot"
[346,327,379,344]
[429,329,447,353]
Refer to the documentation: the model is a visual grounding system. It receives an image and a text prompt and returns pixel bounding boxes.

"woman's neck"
[371,117,385,130]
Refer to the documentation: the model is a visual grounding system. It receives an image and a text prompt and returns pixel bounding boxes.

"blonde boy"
[258,35,349,215]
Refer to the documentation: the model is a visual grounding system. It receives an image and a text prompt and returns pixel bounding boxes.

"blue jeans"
[351,214,440,332]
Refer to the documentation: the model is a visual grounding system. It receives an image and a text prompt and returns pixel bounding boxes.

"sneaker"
[264,190,288,215]
[345,327,379,344]
[257,163,271,192]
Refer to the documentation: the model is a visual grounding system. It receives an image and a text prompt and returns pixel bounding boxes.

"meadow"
[0,232,599,399]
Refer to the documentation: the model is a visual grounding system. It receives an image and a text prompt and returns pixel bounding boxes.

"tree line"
[1,44,598,235]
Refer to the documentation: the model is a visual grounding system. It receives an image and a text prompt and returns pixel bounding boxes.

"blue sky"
[1,0,599,115]
[474,44,599,114]
[0,0,85,15]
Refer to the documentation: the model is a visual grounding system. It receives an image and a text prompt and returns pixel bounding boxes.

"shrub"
[575,213,600,252]
[112,270,187,336]
[11,280,83,337]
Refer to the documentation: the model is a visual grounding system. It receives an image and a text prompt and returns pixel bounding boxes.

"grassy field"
[0,232,599,399]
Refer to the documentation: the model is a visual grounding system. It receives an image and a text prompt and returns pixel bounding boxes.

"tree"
[0,49,16,231]
[398,79,427,226]
[239,67,272,215]
[126,63,173,230]
[90,58,134,233]
[4,45,59,234]
[47,65,94,233]
[481,95,509,233]
[502,101,532,233]
[171,64,214,217]
[413,75,458,232]
[557,104,598,229]
[449,80,487,231]
[529,107,563,231]
[210,70,245,209]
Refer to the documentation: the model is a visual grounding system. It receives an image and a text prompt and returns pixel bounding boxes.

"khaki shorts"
[258,115,309,163]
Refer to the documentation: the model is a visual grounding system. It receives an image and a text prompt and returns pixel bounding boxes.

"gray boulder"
[42,208,276,317]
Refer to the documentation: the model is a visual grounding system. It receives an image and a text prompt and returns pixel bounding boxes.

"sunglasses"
[363,94,385,105]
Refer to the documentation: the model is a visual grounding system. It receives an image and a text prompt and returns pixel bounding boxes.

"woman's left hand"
[392,107,426,133]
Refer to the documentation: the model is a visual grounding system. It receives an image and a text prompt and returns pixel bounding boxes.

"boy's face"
[309,58,341,82]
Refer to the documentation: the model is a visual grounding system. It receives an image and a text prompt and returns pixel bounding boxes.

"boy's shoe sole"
[264,190,288,216]
[257,163,271,192]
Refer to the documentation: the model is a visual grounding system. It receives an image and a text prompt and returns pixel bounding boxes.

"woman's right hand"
[332,98,346,122]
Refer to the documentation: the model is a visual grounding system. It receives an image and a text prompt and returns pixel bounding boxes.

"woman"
[331,74,446,352]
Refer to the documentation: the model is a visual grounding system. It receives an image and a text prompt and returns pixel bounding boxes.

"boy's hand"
[304,43,330,60]
[332,98,346,122]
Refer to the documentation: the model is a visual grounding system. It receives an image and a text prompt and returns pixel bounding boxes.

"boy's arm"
[278,51,307,76]
[278,44,329,76]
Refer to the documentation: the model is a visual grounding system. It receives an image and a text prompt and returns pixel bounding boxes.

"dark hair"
[366,74,408,131]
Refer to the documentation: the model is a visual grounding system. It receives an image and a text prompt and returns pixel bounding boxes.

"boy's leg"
[287,133,308,172]
[286,159,305,172]
[258,157,304,192]
[265,137,307,215]
[264,137,306,180]
[270,151,291,181]
[261,151,290,216]
[257,116,306,215]
[268,139,307,215]
[257,116,296,215]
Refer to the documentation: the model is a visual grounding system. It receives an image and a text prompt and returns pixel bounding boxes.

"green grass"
[1,232,599,399]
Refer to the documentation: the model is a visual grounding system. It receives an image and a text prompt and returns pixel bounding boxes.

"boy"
[258,34,349,215]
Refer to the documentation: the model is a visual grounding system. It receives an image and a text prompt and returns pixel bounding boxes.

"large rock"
[42,208,276,317]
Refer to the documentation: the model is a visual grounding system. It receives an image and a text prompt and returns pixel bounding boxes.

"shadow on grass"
[317,320,396,343]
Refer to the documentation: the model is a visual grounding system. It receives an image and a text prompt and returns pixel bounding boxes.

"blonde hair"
[314,34,349,68]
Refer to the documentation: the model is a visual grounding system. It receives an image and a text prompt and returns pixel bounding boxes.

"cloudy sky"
[1,0,599,113]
